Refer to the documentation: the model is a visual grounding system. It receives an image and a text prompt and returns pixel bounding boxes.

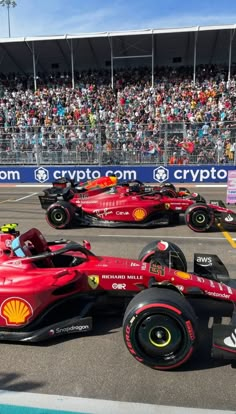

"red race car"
[39,179,236,232]
[0,223,235,370]
[39,176,192,209]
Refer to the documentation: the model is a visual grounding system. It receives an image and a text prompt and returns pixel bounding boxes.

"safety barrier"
[0,165,235,184]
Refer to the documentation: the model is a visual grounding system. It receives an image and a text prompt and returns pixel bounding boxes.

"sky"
[0,0,236,38]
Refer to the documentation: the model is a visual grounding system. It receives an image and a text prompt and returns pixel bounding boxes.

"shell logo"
[175,271,191,280]
[1,297,33,325]
[132,208,147,221]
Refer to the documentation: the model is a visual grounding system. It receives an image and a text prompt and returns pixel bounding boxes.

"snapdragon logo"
[53,168,136,182]
[153,166,169,183]
[34,167,49,183]
[174,167,227,183]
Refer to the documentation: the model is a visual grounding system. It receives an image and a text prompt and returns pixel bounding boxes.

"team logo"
[88,275,99,289]
[175,271,191,280]
[165,203,170,210]
[34,167,49,183]
[153,166,169,183]
[132,208,147,221]
[1,297,33,325]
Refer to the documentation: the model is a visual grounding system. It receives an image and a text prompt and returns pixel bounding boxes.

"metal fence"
[0,122,235,166]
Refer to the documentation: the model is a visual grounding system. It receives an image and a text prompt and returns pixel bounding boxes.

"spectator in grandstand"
[0,64,236,165]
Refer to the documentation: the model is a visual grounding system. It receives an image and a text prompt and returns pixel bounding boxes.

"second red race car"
[39,179,236,232]
[0,223,236,371]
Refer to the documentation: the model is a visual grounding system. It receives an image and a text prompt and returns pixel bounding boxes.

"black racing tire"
[185,204,214,232]
[138,240,187,272]
[123,288,197,370]
[46,201,75,229]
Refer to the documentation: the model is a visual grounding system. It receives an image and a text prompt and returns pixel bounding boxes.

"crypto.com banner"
[0,165,235,183]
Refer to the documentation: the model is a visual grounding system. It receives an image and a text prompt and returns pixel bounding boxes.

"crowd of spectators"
[0,64,236,165]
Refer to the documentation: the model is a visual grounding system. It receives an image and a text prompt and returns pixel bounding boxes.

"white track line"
[13,192,38,202]
[99,234,236,240]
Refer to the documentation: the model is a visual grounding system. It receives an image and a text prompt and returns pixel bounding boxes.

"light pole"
[0,0,17,37]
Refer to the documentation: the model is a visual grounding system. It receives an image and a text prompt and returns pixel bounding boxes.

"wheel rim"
[50,208,66,225]
[149,326,171,347]
[137,313,183,358]
[191,210,207,227]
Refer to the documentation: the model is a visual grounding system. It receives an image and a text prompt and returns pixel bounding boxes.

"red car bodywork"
[0,227,235,330]
[0,225,236,370]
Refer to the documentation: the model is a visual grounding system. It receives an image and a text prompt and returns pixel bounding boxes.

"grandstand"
[0,24,236,166]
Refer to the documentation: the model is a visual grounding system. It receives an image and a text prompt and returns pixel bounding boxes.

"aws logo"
[196,256,213,267]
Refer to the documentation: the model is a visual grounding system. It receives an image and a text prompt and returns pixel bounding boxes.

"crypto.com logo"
[34,167,49,183]
[153,166,169,183]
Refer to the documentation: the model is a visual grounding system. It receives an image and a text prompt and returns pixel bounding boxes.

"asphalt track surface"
[0,186,236,412]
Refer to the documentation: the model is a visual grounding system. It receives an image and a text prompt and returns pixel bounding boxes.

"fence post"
[164,123,168,166]
[35,127,40,167]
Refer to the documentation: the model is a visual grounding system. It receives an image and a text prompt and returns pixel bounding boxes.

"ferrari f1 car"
[0,223,236,371]
[39,179,236,232]
[39,175,193,209]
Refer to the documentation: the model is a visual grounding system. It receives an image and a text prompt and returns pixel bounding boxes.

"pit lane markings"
[216,221,236,248]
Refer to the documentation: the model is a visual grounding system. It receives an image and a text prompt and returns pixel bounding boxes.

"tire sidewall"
[185,205,214,232]
[46,203,72,229]
[123,289,196,370]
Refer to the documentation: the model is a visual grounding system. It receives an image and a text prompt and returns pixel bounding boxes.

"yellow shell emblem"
[132,208,147,221]
[1,297,33,325]
[175,271,191,280]
[88,275,99,290]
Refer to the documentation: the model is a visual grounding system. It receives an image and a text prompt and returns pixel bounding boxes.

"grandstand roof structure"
[0,24,235,89]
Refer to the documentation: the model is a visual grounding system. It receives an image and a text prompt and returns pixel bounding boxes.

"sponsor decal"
[165,203,170,210]
[224,214,234,223]
[130,262,140,267]
[185,320,195,341]
[132,208,147,221]
[176,285,185,292]
[205,291,230,299]
[196,256,213,267]
[34,167,49,183]
[1,297,33,325]
[93,208,113,218]
[141,263,147,270]
[102,274,143,280]
[153,166,169,183]
[226,285,233,294]
[5,239,12,247]
[197,276,205,283]
[112,283,126,290]
[50,325,90,335]
[175,270,191,280]
[5,260,23,267]
[116,211,130,215]
[88,275,99,289]
[224,328,236,348]
[150,263,165,276]
[157,241,169,251]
